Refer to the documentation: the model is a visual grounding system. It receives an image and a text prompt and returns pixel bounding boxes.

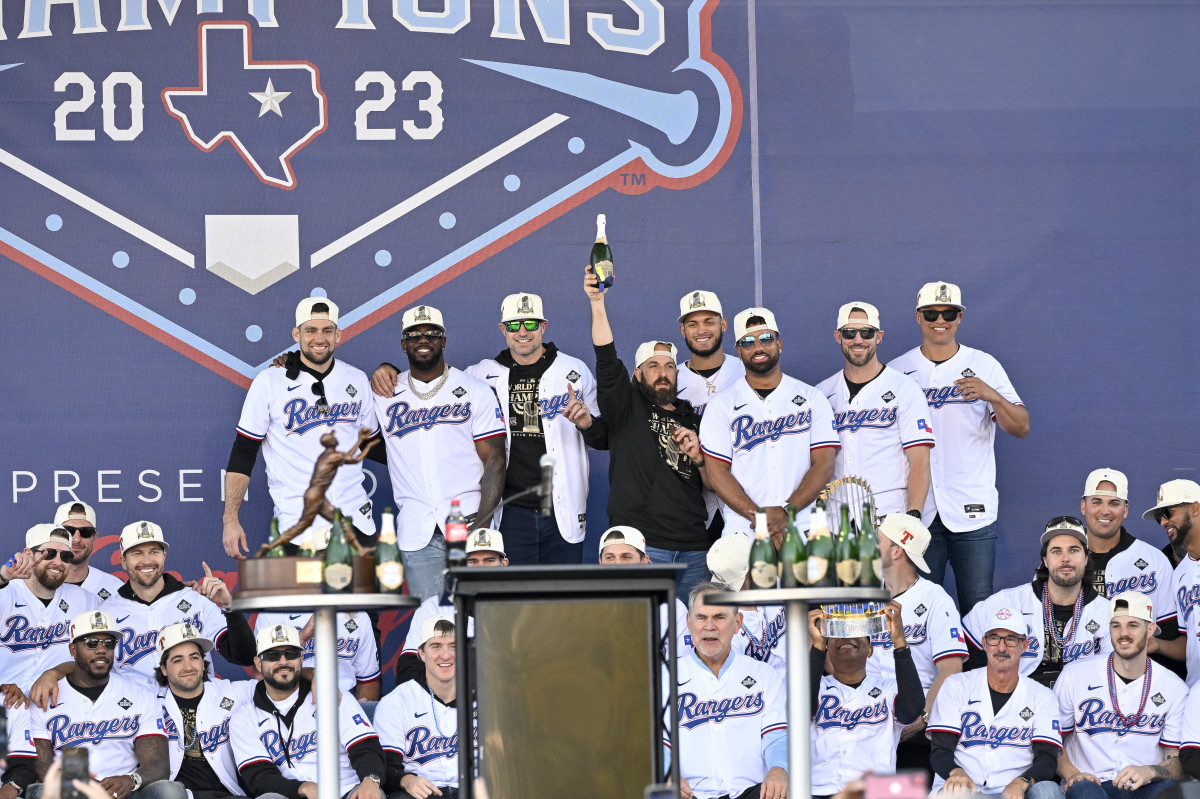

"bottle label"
[750,561,778,588]
[377,562,403,591]
[836,560,862,584]
[807,557,829,583]
[593,259,613,285]
[295,561,323,584]
[792,561,807,584]
[325,563,353,590]
[873,560,883,582]
[446,521,469,544]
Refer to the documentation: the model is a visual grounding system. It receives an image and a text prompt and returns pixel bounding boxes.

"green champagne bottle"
[323,510,355,594]
[589,214,614,292]
[779,506,806,588]
[748,508,778,589]
[807,500,836,587]
[835,503,861,586]
[298,526,320,559]
[858,502,882,587]
[375,508,403,594]
[263,517,285,558]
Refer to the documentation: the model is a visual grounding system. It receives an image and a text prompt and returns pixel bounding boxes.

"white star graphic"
[249,78,291,118]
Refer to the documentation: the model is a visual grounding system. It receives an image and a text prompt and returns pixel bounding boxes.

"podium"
[448,564,684,799]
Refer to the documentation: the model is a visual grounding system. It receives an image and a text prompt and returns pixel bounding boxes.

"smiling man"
[55,500,123,600]
[1150,479,1200,686]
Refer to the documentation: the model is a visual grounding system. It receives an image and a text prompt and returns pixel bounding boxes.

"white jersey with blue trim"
[816,365,936,519]
[1175,673,1200,752]
[256,612,380,692]
[0,580,99,690]
[1092,536,1177,623]
[1170,556,1200,686]
[235,358,379,536]
[811,670,903,794]
[5,701,38,761]
[160,677,257,795]
[374,679,463,788]
[76,567,124,602]
[676,356,745,417]
[868,577,967,689]
[734,606,786,677]
[927,669,1062,794]
[1055,655,1186,781]
[30,673,167,779]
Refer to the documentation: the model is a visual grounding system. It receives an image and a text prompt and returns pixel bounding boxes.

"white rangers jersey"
[811,671,903,794]
[1175,674,1200,752]
[699,375,840,537]
[734,606,786,676]
[669,651,787,799]
[374,367,506,550]
[868,578,967,688]
[103,586,230,689]
[230,685,378,796]
[31,673,167,779]
[76,567,123,602]
[5,701,38,761]
[374,680,463,787]
[160,678,257,794]
[1055,656,1186,780]
[255,612,379,692]
[1170,556,1200,686]
[0,581,99,690]
[1091,536,1177,623]
[927,669,1062,794]
[676,357,745,417]
[963,585,1111,681]
[402,596,468,658]
[236,358,379,536]
[816,366,936,519]
[888,345,1023,531]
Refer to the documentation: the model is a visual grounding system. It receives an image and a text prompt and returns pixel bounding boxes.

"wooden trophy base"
[235,554,377,599]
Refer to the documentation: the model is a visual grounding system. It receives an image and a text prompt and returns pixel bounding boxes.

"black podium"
[448,564,684,799]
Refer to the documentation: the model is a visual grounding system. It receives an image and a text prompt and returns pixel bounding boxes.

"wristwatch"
[783,503,798,517]
[906,509,922,519]
[128,772,143,792]
[364,775,382,785]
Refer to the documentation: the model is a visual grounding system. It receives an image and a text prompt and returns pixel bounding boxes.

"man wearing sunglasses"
[55,500,123,601]
[1149,479,1200,687]
[27,610,179,799]
[0,524,100,693]
[889,281,1029,616]
[1145,479,1200,570]
[369,305,506,600]
[699,307,839,543]
[816,301,934,520]
[224,297,381,560]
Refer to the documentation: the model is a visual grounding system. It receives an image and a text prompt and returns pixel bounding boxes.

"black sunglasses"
[34,548,75,563]
[736,332,777,348]
[1154,505,1181,524]
[921,309,960,323]
[310,381,330,415]
[63,525,96,539]
[259,647,304,662]
[839,327,878,340]
[404,330,445,342]
[79,636,117,651]
[502,320,541,332]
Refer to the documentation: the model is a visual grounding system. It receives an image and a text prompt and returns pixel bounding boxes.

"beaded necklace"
[1107,654,1153,728]
[1041,583,1084,646]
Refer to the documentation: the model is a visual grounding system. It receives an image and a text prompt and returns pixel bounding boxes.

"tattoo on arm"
[1152,756,1182,781]
[34,740,53,780]
[133,735,170,783]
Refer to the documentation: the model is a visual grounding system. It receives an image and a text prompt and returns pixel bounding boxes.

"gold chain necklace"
[408,364,450,400]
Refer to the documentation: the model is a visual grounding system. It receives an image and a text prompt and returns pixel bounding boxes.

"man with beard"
[1148,480,1200,686]
[816,302,934,519]
[584,265,710,597]
[1055,593,1187,798]
[699,307,839,543]
[1146,480,1198,570]
[55,501,123,600]
[928,604,1063,798]
[963,517,1110,688]
[223,297,380,559]
[28,610,179,799]
[808,600,923,798]
[230,625,384,799]
[370,305,506,600]
[0,525,99,692]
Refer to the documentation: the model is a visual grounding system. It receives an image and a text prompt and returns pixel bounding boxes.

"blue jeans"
[402,530,447,601]
[1028,782,1067,799]
[29,783,187,799]
[1067,780,1177,799]
[644,545,710,604]
[500,504,583,565]
[922,515,998,616]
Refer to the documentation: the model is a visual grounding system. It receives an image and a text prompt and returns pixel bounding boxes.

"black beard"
[1172,515,1193,559]
[686,331,723,358]
[1049,569,1083,589]
[406,348,444,374]
[264,668,300,693]
[301,345,334,366]
[636,377,677,407]
[744,351,779,375]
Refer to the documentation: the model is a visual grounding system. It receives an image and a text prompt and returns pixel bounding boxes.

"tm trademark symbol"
[620,172,646,186]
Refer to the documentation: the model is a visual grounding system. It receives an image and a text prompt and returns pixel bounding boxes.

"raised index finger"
[202,561,214,578]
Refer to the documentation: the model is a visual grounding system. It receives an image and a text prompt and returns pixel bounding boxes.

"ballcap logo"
[88,612,108,631]
[995,608,1013,620]
[271,625,289,644]
[0,1,742,387]
[936,284,952,302]
[414,306,432,323]
[472,530,493,548]
[136,522,156,540]
[689,291,705,309]
[517,296,534,315]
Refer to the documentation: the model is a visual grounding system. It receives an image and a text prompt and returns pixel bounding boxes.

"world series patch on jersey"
[1092,539,1177,623]
[811,671,902,794]
[0,581,99,691]
[867,577,967,688]
[102,586,229,688]
[255,611,380,692]
[373,679,465,788]
[160,677,257,793]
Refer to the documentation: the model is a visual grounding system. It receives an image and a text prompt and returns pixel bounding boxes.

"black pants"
[387,789,459,799]
[896,732,934,779]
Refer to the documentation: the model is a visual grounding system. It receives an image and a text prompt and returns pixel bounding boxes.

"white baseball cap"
[1040,516,1088,548]
[1083,468,1129,502]
[401,304,445,332]
[1110,591,1154,624]
[982,604,1027,638]
[420,615,456,645]
[465,528,505,556]
[256,623,302,656]
[634,341,678,368]
[877,514,931,573]
[1143,479,1200,522]
[707,533,751,587]
[158,622,214,658]
[836,301,881,330]
[678,290,723,322]
[500,293,545,323]
[53,501,96,527]
[916,281,964,310]
[295,297,339,327]
[599,526,646,555]
[733,307,779,340]
[120,520,168,554]
[70,610,117,642]
[26,523,71,550]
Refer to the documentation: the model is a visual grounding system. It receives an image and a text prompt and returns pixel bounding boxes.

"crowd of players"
[4,266,1200,799]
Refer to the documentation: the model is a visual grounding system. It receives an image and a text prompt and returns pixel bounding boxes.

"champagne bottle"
[298,526,320,559]
[589,214,614,292]
[323,510,355,594]
[263,517,285,558]
[375,507,404,593]
[835,503,861,586]
[858,502,882,587]
[807,500,836,587]
[445,500,469,569]
[748,508,778,589]
[779,506,806,588]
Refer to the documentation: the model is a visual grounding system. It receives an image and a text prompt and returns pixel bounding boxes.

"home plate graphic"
[0,0,743,386]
